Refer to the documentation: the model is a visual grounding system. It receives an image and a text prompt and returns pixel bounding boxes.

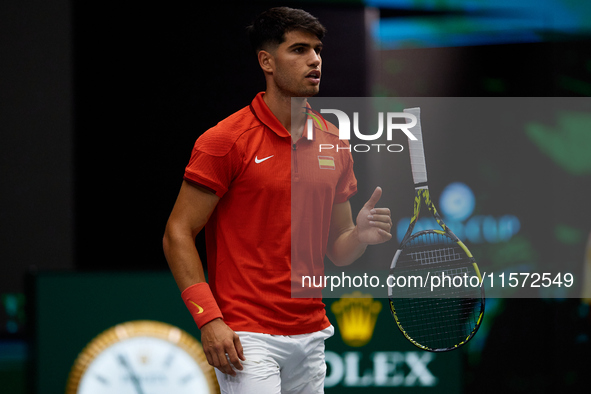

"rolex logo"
[331,291,382,347]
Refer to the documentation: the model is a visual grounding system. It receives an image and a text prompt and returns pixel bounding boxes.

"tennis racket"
[388,107,485,352]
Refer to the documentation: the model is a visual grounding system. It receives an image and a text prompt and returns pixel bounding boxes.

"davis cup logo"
[303,107,328,131]
[303,107,328,139]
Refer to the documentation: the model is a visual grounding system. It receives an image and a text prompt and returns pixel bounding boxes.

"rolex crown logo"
[331,291,382,347]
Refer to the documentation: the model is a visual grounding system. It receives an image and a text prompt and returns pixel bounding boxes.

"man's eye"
[294,47,304,53]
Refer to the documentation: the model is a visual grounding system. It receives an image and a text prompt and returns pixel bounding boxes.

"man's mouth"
[306,70,321,83]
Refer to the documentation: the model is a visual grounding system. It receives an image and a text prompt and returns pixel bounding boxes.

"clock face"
[67,321,219,394]
[77,336,210,393]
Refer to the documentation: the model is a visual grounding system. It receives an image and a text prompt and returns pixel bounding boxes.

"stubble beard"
[274,68,320,98]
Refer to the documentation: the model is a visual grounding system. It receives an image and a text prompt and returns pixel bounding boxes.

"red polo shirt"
[184,92,357,335]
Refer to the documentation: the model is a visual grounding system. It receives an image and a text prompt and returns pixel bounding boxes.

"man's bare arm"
[326,187,392,267]
[163,180,245,375]
[163,181,217,289]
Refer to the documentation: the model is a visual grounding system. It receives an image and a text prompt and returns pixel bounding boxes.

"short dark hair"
[247,7,326,53]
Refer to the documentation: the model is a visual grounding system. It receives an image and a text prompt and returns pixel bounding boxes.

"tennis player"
[163,7,392,393]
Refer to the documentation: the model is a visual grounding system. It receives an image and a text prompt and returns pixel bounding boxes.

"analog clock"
[66,320,219,394]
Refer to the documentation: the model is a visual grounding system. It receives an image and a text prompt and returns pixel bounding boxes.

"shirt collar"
[250,92,320,141]
[250,92,290,138]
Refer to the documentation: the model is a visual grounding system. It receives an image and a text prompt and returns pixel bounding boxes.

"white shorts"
[215,325,334,394]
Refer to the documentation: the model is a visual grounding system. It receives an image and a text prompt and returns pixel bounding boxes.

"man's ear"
[258,50,274,73]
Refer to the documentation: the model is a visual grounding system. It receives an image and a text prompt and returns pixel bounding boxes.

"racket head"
[388,229,485,352]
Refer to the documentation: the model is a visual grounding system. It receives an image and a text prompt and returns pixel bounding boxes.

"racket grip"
[404,107,427,187]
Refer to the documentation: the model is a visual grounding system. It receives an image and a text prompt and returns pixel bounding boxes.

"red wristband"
[181,283,224,329]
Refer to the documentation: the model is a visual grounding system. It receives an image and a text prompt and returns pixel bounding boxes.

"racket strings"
[408,247,462,265]
[389,231,484,351]
[395,297,483,349]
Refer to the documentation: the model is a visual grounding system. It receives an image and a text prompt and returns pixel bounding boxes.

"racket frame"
[388,108,485,352]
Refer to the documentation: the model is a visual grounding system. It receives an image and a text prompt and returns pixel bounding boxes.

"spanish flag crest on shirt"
[318,156,335,170]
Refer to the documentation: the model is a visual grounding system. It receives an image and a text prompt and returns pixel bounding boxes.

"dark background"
[72,2,372,272]
[1,0,590,392]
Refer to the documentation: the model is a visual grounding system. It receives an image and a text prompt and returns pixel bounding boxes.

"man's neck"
[263,88,307,142]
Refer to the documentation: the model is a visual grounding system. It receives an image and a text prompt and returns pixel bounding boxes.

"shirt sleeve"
[183,131,243,198]
[334,149,357,204]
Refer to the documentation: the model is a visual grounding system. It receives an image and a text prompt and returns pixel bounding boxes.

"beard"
[273,66,320,98]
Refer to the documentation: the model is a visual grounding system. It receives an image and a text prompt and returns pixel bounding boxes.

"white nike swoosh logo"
[255,155,274,164]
